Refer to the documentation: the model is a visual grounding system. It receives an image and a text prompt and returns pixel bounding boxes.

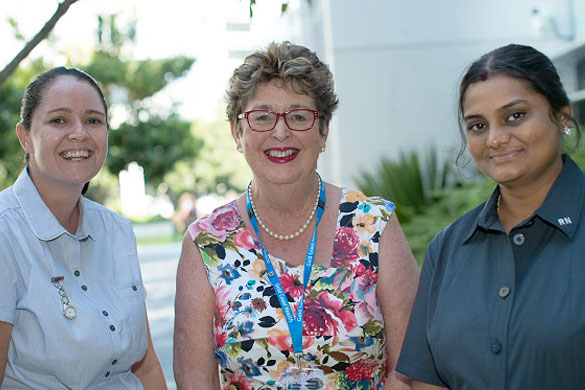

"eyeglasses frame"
[237,108,322,132]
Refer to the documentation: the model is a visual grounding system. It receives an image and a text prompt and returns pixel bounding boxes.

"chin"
[490,172,524,186]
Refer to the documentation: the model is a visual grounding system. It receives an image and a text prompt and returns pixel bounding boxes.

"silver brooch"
[51,276,77,320]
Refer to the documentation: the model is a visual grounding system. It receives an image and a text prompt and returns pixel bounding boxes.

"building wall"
[280,0,583,187]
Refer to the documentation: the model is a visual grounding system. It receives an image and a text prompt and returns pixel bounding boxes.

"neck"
[498,159,563,232]
[249,172,322,240]
[251,173,319,215]
[28,168,82,234]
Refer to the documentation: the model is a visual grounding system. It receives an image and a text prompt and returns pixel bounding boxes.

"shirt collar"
[463,187,502,243]
[465,155,584,242]
[535,155,584,239]
[13,169,94,241]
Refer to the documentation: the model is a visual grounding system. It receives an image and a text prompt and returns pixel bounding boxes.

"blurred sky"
[0,0,294,121]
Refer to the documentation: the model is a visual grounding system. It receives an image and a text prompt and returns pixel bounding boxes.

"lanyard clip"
[295,352,303,371]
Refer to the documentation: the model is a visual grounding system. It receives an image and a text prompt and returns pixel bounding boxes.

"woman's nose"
[68,120,90,140]
[487,125,509,148]
[272,116,290,141]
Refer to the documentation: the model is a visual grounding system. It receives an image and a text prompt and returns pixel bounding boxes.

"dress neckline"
[235,188,349,271]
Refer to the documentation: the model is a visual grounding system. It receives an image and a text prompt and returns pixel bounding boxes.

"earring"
[237,145,243,153]
[562,125,571,136]
[320,146,326,153]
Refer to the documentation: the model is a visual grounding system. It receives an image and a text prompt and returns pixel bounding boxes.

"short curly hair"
[226,41,338,135]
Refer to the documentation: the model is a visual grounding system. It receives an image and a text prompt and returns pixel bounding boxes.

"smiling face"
[462,74,567,190]
[16,75,108,194]
[231,79,328,186]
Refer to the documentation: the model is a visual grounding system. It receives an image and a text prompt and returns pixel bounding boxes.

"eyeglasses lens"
[248,109,315,131]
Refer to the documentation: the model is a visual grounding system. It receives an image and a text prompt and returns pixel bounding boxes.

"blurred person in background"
[0,67,166,389]
[397,44,585,390]
[173,41,419,390]
[172,192,199,234]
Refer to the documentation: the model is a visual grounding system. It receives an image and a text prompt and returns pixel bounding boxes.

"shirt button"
[109,325,116,332]
[81,285,88,291]
[491,339,502,354]
[132,285,138,291]
[512,233,525,245]
[499,286,511,298]
[112,359,118,365]
[102,310,109,316]
[105,371,111,378]
[74,270,80,277]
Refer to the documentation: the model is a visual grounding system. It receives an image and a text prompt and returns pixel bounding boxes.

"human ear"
[15,122,33,154]
[319,123,329,151]
[230,121,243,153]
[559,105,574,126]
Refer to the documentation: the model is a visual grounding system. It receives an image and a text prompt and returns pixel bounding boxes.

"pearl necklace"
[248,177,321,241]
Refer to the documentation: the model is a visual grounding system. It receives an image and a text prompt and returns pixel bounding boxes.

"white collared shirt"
[0,169,147,389]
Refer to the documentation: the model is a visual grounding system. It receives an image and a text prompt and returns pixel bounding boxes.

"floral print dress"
[188,189,395,390]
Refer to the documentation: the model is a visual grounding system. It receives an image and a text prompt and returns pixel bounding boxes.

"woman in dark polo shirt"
[396,44,585,390]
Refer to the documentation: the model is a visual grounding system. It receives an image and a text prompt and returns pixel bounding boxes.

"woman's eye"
[507,111,525,122]
[50,117,66,124]
[87,118,104,125]
[291,114,306,122]
[467,122,486,133]
[251,112,270,122]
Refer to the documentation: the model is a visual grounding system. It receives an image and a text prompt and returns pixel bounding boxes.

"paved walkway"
[137,241,181,390]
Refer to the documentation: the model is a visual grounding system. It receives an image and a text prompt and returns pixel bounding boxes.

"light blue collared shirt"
[0,169,147,389]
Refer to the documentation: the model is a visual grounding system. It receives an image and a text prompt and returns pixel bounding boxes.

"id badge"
[280,367,325,390]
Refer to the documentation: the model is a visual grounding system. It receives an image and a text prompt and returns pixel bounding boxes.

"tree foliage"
[0,13,198,191]
[108,113,201,187]
[82,14,198,187]
[0,0,80,86]
[164,116,251,198]
[0,0,288,87]
[0,59,48,188]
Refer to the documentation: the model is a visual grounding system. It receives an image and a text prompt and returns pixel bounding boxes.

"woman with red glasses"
[174,41,418,390]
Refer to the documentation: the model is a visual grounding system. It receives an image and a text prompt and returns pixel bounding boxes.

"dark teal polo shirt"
[396,155,585,390]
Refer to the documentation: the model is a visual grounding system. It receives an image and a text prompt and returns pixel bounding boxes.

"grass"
[136,234,181,246]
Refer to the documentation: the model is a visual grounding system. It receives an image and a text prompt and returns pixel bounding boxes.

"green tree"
[82,14,198,187]
[0,0,292,86]
[0,59,48,188]
[108,113,201,188]
[0,14,198,192]
[164,114,251,198]
[0,0,80,86]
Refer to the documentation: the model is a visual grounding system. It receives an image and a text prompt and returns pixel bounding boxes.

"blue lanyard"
[246,176,326,359]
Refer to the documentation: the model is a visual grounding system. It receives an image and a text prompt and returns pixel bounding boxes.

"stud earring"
[562,125,571,136]
[320,146,326,153]
[237,145,243,153]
